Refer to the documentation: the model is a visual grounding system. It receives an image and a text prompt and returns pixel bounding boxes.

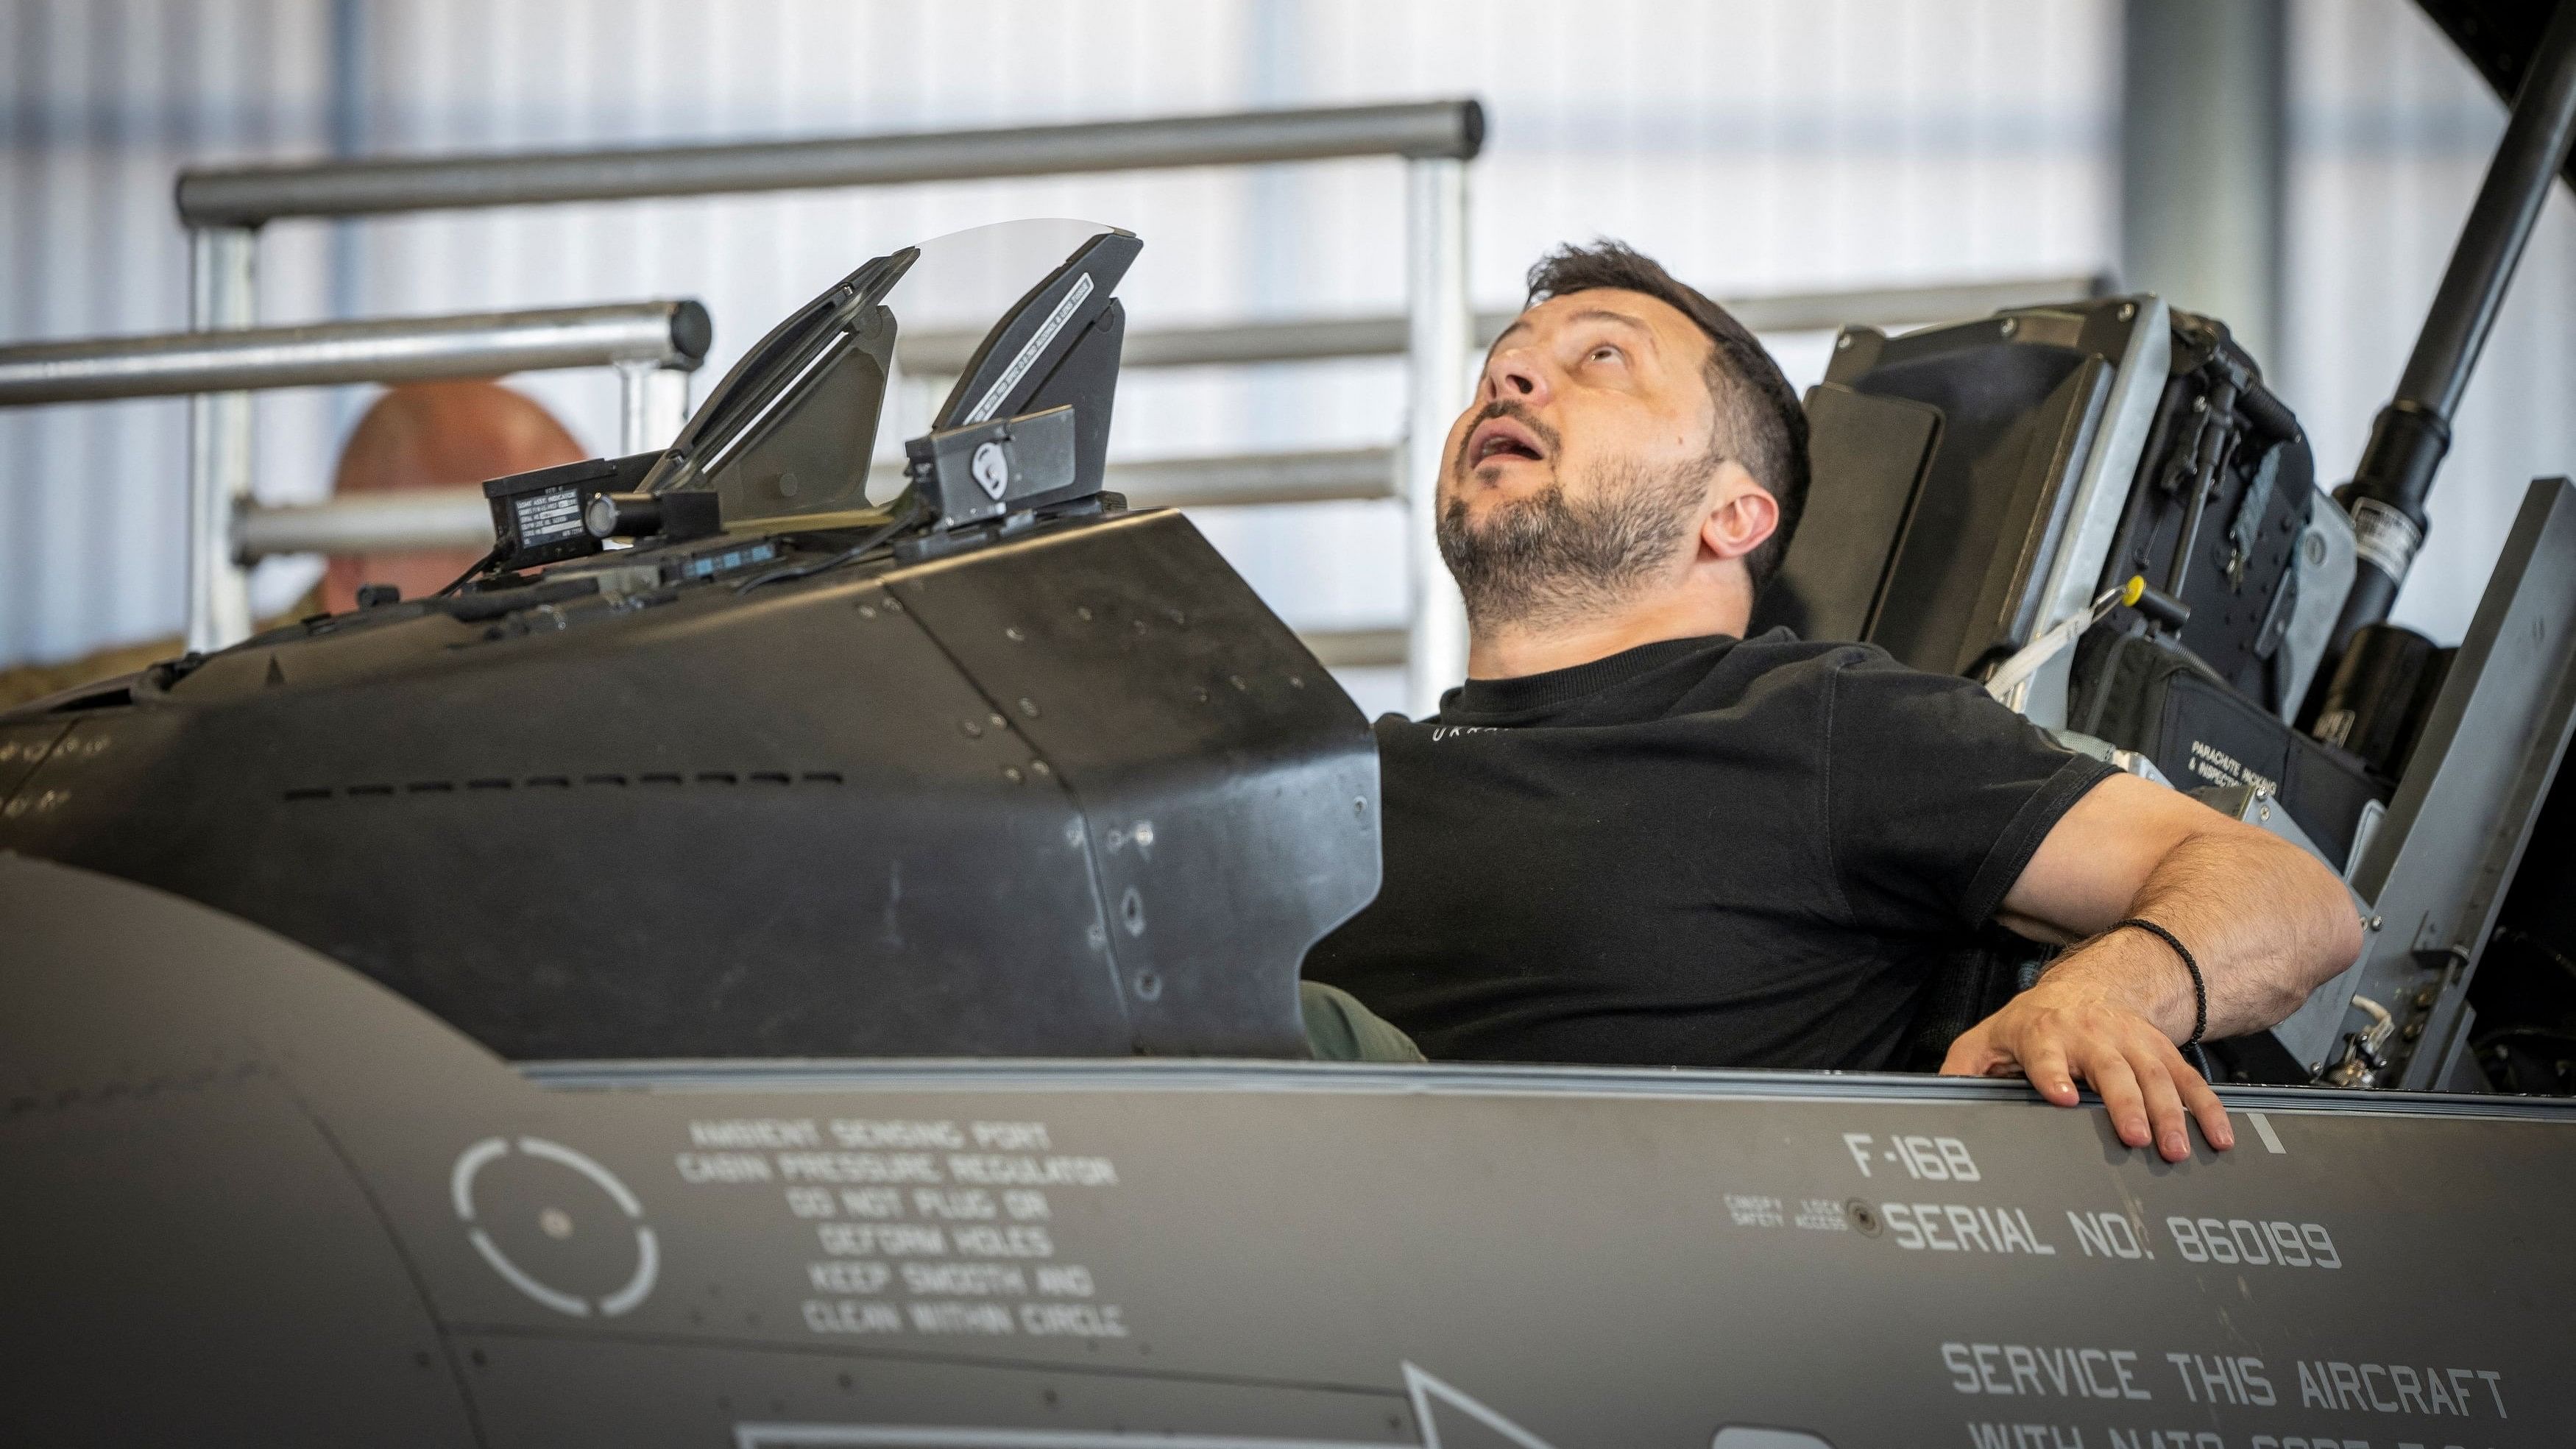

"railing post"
[185,226,258,653]
[644,365,690,451]
[616,358,694,454]
[1402,156,1472,717]
[615,359,651,453]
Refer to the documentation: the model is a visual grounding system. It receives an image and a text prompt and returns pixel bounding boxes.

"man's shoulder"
[1682,632,2003,736]
[1725,628,1890,679]
[1738,629,2024,710]
[1652,627,1926,690]
[1377,631,1925,738]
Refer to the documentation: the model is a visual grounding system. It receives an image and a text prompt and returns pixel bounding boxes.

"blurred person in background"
[315,379,585,612]
[0,380,584,709]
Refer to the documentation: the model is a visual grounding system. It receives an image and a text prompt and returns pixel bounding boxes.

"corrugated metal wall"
[2,1,334,659]
[7,0,2552,702]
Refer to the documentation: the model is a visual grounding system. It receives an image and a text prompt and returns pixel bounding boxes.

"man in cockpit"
[1302,241,2362,1163]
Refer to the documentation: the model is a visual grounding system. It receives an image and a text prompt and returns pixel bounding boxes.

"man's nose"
[1481,346,1550,406]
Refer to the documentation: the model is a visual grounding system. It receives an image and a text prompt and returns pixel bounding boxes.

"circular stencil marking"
[450,1136,658,1317]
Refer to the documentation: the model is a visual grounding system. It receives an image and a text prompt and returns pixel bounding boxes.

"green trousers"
[1298,980,1426,1063]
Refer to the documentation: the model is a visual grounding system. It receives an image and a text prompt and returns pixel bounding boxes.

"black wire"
[433,546,503,598]
[732,495,924,596]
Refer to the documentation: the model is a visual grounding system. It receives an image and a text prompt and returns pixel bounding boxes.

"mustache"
[1450,400,1562,480]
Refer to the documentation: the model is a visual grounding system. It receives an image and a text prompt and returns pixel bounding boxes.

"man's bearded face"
[1437,397,1714,631]
[1434,288,1726,633]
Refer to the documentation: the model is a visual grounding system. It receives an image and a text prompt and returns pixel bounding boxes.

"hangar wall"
[2280,0,2576,647]
[0,0,2559,704]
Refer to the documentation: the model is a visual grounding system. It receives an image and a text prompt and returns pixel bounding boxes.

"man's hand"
[1951,771,2361,1163]
[1940,935,2232,1163]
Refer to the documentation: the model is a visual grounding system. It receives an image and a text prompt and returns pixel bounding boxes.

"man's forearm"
[2053,823,2362,1042]
[1964,775,2366,1160]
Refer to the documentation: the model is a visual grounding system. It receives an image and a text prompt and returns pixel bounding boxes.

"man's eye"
[1588,345,1622,364]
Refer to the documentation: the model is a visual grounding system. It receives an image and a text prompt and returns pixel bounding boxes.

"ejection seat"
[1764,296,2380,1074]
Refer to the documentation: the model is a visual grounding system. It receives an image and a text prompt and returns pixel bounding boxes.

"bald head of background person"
[0,380,586,709]
[320,380,587,611]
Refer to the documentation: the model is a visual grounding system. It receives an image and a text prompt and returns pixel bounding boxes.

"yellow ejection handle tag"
[1984,575,2151,705]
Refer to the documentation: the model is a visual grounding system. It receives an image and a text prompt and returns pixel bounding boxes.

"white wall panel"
[1,0,333,661]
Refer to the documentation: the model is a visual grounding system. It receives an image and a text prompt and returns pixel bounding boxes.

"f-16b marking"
[1845,1131,1982,1181]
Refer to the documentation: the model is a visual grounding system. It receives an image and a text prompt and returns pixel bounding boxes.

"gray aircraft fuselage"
[6,853,2570,1448]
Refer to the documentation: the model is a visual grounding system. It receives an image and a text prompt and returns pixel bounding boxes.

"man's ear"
[1699,458,1780,564]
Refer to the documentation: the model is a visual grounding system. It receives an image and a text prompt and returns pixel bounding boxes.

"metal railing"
[236,486,496,559]
[204,273,2106,559]
[201,271,2100,680]
[0,301,705,405]
[171,101,1485,706]
[238,447,1408,560]
[175,102,1485,224]
[893,274,2112,373]
[0,301,710,603]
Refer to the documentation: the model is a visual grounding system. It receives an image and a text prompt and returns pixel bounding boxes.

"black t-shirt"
[1303,630,2115,1071]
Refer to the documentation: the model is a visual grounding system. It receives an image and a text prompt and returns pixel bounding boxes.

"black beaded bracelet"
[2115,917,2207,1048]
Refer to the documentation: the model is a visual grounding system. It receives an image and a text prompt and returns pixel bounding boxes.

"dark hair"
[1523,240,1809,589]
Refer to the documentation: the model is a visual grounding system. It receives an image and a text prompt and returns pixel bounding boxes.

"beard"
[1437,450,1713,634]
